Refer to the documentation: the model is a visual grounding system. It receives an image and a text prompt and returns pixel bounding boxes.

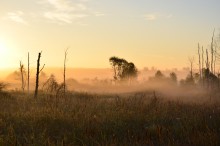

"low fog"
[1,67,217,104]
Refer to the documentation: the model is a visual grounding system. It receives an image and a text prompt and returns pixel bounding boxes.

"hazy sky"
[0,0,220,70]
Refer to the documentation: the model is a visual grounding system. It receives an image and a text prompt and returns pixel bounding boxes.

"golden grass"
[0,91,219,146]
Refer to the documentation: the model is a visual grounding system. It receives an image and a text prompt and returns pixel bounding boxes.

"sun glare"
[0,40,9,68]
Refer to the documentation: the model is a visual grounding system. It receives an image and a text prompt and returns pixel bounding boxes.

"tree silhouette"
[64,48,68,98]
[109,56,138,82]
[19,61,26,92]
[155,70,164,79]
[170,72,177,83]
[43,74,59,94]
[28,52,30,96]
[34,52,45,98]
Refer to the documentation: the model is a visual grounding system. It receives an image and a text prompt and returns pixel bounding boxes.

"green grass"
[0,91,219,146]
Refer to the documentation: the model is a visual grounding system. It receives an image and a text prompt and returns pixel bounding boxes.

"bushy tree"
[170,72,177,83]
[109,56,138,82]
[155,70,164,79]
[185,75,195,85]
[43,74,65,98]
[43,74,59,94]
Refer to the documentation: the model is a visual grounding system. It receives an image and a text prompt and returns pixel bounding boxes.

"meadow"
[0,89,220,146]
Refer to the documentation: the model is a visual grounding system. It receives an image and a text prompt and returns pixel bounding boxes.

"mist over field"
[1,52,220,146]
[1,32,220,145]
[1,67,190,93]
[1,0,220,145]
[0,66,218,104]
[1,64,220,145]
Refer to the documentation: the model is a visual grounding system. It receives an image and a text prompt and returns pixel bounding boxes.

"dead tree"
[28,52,30,95]
[20,61,25,92]
[214,43,217,75]
[206,49,210,69]
[34,52,45,98]
[202,46,204,70]
[188,57,194,79]
[205,49,210,89]
[198,43,201,80]
[211,29,215,73]
[64,49,68,98]
[202,46,204,86]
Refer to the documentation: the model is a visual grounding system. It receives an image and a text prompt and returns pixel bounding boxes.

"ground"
[0,90,220,146]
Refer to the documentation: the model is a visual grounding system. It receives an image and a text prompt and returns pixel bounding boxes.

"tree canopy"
[109,56,138,82]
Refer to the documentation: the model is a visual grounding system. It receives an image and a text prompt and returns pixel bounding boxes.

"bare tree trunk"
[206,49,209,69]
[64,49,68,98]
[28,52,30,95]
[34,52,45,98]
[198,43,201,80]
[190,61,193,79]
[214,45,217,75]
[211,29,215,73]
[206,49,210,89]
[113,66,117,80]
[20,61,25,92]
[188,57,194,79]
[202,46,204,86]
[211,46,213,73]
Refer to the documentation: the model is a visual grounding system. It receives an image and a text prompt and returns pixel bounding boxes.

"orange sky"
[0,0,220,70]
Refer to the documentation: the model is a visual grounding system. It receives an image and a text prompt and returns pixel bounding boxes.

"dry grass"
[0,90,220,146]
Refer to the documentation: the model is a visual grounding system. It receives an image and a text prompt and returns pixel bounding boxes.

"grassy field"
[0,90,220,146]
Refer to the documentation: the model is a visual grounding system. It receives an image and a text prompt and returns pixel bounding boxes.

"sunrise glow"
[0,40,9,68]
[0,0,219,70]
[0,1,220,145]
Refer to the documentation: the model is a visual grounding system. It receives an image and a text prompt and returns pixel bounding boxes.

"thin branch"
[40,64,45,73]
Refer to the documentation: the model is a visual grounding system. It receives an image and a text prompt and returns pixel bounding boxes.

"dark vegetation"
[0,91,220,146]
[109,56,138,82]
